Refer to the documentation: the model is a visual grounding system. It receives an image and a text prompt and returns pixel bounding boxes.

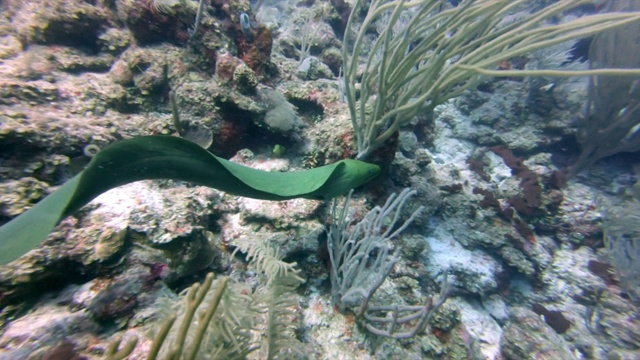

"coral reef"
[0,0,639,359]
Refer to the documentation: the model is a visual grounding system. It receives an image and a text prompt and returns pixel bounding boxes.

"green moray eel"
[0,135,380,265]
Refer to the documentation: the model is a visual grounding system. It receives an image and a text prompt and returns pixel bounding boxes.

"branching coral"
[328,188,448,338]
[342,0,640,159]
[105,274,234,360]
[571,0,640,173]
[103,231,309,359]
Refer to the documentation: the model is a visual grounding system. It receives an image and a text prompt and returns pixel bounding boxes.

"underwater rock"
[454,79,581,154]
[0,304,98,358]
[215,51,243,82]
[304,116,357,164]
[554,181,602,248]
[320,47,342,75]
[390,151,442,224]
[237,195,320,230]
[276,34,299,60]
[279,80,329,117]
[0,263,172,358]
[278,14,339,62]
[97,28,132,54]
[93,226,127,262]
[481,294,510,324]
[87,279,141,324]
[501,307,576,360]
[540,247,608,305]
[116,0,194,45]
[0,180,222,306]
[399,234,427,262]
[260,88,305,134]
[0,177,49,217]
[52,47,115,74]
[12,0,113,50]
[455,299,503,360]
[0,78,58,104]
[297,56,334,80]
[398,130,419,154]
[233,62,258,93]
[539,247,640,354]
[170,78,273,157]
[498,246,536,276]
[423,230,503,296]
[61,73,130,114]
[597,291,640,350]
[110,46,169,97]
[2,45,57,81]
[117,183,221,275]
[327,0,351,38]
[0,35,22,59]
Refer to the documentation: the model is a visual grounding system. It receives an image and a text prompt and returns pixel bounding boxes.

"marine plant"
[232,236,306,358]
[328,188,449,338]
[189,0,207,40]
[343,0,640,159]
[0,136,380,265]
[571,0,640,173]
[106,237,305,359]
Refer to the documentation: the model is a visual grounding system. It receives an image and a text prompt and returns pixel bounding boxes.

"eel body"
[0,136,380,265]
